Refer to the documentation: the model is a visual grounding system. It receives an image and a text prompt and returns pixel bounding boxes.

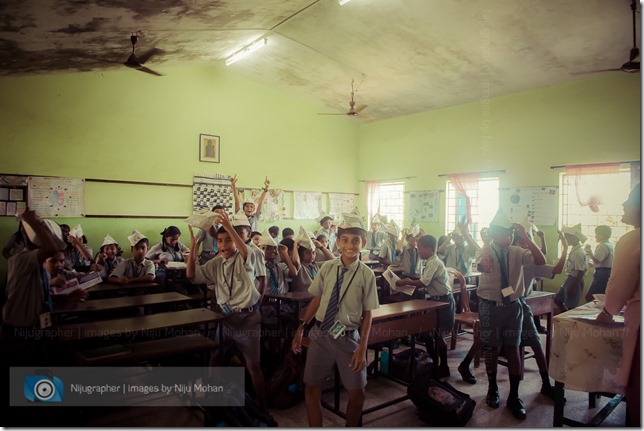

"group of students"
[0,174,636,427]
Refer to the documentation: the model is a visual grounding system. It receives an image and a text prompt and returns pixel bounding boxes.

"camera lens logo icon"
[24,376,64,402]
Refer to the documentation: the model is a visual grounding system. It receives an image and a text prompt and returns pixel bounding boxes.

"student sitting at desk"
[378,220,401,267]
[437,219,480,275]
[366,213,387,260]
[186,211,266,409]
[291,227,334,293]
[291,211,379,427]
[315,211,337,253]
[396,234,455,379]
[396,224,424,277]
[109,230,156,284]
[60,223,93,271]
[146,226,190,266]
[91,234,123,281]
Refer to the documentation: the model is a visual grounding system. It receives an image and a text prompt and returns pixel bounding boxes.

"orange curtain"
[565,163,620,211]
[447,174,479,226]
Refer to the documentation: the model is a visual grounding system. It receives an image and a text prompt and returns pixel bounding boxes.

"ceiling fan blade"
[137,48,163,64]
[356,113,375,120]
[570,68,621,75]
[353,104,368,113]
[137,66,163,76]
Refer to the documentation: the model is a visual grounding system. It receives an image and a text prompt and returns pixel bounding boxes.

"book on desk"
[51,271,102,295]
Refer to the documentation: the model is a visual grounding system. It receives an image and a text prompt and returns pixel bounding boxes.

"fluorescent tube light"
[225,37,268,66]
[338,0,352,4]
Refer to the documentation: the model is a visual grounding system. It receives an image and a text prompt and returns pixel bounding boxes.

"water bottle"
[380,347,390,375]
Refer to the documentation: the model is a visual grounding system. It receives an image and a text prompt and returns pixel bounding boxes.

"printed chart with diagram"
[28,177,85,217]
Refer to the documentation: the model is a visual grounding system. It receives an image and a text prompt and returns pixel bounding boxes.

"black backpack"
[267,351,305,409]
[407,368,476,427]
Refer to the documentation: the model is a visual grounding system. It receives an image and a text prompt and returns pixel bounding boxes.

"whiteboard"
[503,186,558,226]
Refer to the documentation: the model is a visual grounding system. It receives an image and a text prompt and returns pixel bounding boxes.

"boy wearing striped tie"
[292,212,379,427]
[258,230,296,295]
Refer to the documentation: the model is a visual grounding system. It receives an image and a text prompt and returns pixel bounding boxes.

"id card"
[501,286,515,297]
[220,301,234,316]
[39,312,52,329]
[328,320,346,339]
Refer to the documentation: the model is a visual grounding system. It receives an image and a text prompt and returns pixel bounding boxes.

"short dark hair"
[268,226,279,236]
[337,227,366,242]
[417,235,436,252]
[282,228,294,237]
[134,238,149,247]
[595,225,612,239]
[234,226,251,237]
[319,216,332,225]
[280,238,294,252]
[250,231,262,239]
[216,226,230,239]
[212,204,224,211]
[316,234,327,241]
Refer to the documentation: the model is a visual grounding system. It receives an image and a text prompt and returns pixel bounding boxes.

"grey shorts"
[554,275,584,309]
[478,298,523,347]
[519,298,541,347]
[214,309,262,365]
[303,324,367,390]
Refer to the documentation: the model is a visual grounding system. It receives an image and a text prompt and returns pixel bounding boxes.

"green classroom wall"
[355,72,641,292]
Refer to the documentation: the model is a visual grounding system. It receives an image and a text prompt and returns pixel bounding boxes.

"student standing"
[554,224,588,312]
[584,225,614,303]
[437,220,480,276]
[292,212,379,427]
[230,175,270,232]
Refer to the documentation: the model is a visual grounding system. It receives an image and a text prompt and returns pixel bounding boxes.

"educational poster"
[293,192,322,220]
[409,190,439,222]
[241,188,286,221]
[507,186,558,226]
[192,173,233,215]
[27,177,85,217]
[328,193,355,218]
[0,175,28,216]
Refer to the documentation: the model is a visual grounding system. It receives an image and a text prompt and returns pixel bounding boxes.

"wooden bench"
[75,334,216,365]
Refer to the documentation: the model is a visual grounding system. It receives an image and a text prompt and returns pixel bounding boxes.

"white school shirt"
[248,242,267,279]
[566,244,588,276]
[110,258,156,279]
[521,264,556,297]
[444,243,474,275]
[420,255,451,297]
[593,241,614,268]
[475,244,534,303]
[315,227,337,252]
[399,245,422,276]
[146,242,189,262]
[366,229,388,254]
[265,261,291,295]
[379,238,398,264]
[197,226,219,254]
[247,213,259,232]
[192,245,260,309]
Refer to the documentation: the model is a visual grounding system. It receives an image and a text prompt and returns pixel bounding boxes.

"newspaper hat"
[101,234,118,247]
[23,218,66,250]
[521,216,538,239]
[185,211,219,231]
[490,208,513,230]
[70,223,84,238]
[371,213,382,225]
[408,223,421,237]
[562,224,587,243]
[296,226,315,250]
[127,229,148,246]
[338,210,366,232]
[231,210,251,228]
[258,229,278,247]
[316,211,333,224]
[385,220,399,237]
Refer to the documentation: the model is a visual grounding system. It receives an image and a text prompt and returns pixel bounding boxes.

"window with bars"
[445,177,499,245]
[559,164,637,246]
[367,181,405,228]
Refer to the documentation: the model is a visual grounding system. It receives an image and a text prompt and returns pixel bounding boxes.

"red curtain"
[447,174,479,226]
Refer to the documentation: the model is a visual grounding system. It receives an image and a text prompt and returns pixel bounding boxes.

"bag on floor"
[408,368,476,427]
[390,348,432,382]
[204,391,278,427]
[267,351,304,409]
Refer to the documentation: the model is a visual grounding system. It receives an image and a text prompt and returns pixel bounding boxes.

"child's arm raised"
[536,230,547,256]
[68,234,93,262]
[220,212,248,260]
[186,225,199,279]
[279,244,297,278]
[437,233,451,255]
[230,174,241,213]
[21,210,58,264]
[395,228,405,254]
[513,223,545,266]
[313,239,334,261]
[255,177,270,216]
[291,242,302,271]
[552,230,568,276]
[460,221,480,252]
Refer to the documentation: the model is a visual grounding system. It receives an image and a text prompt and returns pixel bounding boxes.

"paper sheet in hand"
[185,212,219,231]
[52,271,102,295]
[166,261,187,270]
[384,268,415,296]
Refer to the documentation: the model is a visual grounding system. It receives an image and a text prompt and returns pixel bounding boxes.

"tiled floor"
[85,329,627,427]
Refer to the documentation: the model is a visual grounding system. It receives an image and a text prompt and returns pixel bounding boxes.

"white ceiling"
[0,0,639,120]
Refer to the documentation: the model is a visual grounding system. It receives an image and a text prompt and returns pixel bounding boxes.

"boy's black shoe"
[506,397,527,420]
[486,387,500,408]
[537,325,548,334]
[540,384,555,400]
[458,363,476,384]
[435,365,450,379]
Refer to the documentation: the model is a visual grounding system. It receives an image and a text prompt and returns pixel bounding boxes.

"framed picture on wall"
[199,134,220,163]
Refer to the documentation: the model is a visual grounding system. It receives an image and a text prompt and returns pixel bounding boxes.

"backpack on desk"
[408,368,476,427]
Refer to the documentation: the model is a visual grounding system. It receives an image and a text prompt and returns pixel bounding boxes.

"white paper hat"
[127,229,148,246]
[338,210,366,232]
[562,224,587,243]
[521,216,538,239]
[385,220,399,237]
[101,234,118,247]
[70,223,84,238]
[258,230,278,247]
[23,218,66,250]
[490,208,513,229]
[296,226,315,250]
[231,210,251,228]
[408,224,421,237]
[371,213,382,225]
[185,211,219,231]
[316,211,333,224]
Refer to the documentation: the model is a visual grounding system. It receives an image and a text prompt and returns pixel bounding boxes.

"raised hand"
[230,174,238,187]
[264,177,270,189]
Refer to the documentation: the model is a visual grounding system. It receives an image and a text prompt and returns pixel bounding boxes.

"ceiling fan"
[123,33,163,76]
[318,80,375,119]
[574,0,639,75]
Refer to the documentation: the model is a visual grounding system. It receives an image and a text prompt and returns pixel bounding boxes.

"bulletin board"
[28,176,85,217]
[408,190,440,222]
[0,175,28,217]
[502,186,558,226]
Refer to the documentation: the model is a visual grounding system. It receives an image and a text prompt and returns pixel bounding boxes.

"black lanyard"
[223,254,239,296]
[336,265,359,309]
[491,245,510,289]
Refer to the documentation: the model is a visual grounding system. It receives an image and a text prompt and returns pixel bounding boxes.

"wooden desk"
[88,281,159,293]
[53,292,192,315]
[525,291,554,364]
[57,308,220,343]
[361,260,381,268]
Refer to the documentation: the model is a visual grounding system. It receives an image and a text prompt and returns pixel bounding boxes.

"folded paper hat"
[258,229,278,247]
[521,216,538,238]
[259,230,277,247]
[70,223,84,238]
[101,234,118,247]
[232,210,251,228]
[490,208,513,229]
[316,211,333,224]
[338,210,366,232]
[185,211,219,231]
[408,224,421,237]
[296,226,315,250]
[562,224,587,243]
[371,213,382,225]
[23,218,66,250]
[128,230,148,246]
[379,214,388,224]
[385,220,399,237]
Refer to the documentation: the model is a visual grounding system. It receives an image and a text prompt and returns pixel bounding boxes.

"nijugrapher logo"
[24,375,64,402]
